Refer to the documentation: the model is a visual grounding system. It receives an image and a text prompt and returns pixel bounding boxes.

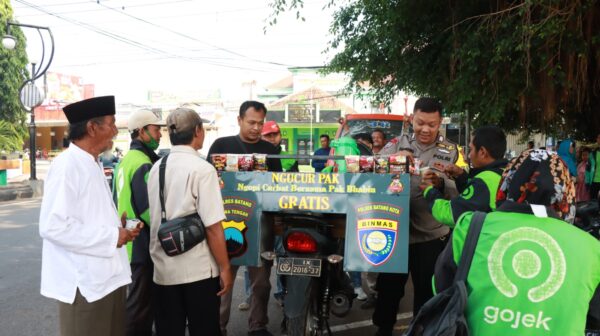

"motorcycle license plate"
[276,257,322,277]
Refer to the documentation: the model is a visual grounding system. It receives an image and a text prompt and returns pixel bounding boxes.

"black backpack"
[405,211,486,336]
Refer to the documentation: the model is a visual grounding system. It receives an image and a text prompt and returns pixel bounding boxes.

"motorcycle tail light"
[285,232,317,253]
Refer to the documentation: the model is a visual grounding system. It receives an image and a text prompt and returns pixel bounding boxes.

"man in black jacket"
[208,101,281,336]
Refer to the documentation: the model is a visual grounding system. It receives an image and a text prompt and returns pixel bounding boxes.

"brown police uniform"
[380,133,459,243]
[373,133,459,333]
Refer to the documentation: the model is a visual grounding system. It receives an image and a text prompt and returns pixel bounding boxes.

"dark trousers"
[126,263,155,336]
[220,263,272,335]
[59,286,126,336]
[155,277,221,336]
[591,182,600,200]
[373,236,448,332]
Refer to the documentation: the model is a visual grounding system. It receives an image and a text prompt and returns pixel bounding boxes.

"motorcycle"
[269,212,356,336]
[103,167,114,191]
[575,201,600,240]
[575,201,600,334]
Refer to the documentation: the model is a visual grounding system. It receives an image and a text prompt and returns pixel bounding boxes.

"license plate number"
[276,257,321,277]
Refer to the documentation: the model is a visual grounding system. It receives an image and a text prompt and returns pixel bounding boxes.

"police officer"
[373,97,459,335]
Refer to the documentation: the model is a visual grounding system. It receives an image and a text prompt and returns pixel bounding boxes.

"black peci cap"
[63,96,116,124]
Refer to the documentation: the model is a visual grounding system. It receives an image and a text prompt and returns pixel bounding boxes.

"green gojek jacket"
[434,207,600,335]
[275,144,299,172]
[424,159,507,228]
[114,140,160,263]
[586,149,600,185]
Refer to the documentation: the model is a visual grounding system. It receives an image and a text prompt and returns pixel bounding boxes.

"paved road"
[0,198,412,335]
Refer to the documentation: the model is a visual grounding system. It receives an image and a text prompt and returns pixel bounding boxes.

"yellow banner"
[357,219,397,230]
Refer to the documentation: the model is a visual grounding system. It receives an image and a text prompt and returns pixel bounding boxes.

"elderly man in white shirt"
[39,96,142,336]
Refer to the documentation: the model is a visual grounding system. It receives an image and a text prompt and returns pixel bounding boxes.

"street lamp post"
[27,62,39,180]
[2,22,55,181]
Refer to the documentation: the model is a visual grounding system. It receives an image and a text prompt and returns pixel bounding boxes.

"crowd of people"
[38,95,599,336]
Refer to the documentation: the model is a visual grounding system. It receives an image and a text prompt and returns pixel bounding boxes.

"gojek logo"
[461,185,474,200]
[483,227,566,331]
[488,227,566,302]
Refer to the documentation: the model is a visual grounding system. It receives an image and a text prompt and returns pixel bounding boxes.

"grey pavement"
[0,197,413,336]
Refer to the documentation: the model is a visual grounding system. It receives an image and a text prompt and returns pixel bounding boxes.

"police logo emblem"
[387,178,404,194]
[222,220,248,257]
[357,219,398,266]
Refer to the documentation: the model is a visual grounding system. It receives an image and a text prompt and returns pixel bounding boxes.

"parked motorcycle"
[103,167,114,191]
[575,201,600,334]
[269,212,355,336]
[575,201,600,240]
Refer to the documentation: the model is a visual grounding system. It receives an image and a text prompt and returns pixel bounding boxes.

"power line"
[13,0,91,8]
[15,0,195,17]
[54,41,325,59]
[13,0,290,72]
[95,1,292,67]
[18,0,265,19]
[13,0,191,9]
[14,0,187,60]
[105,0,193,9]
[55,56,285,72]
[14,0,297,71]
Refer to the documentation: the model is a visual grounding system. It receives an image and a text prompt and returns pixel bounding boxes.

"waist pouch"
[158,213,205,257]
[157,154,206,257]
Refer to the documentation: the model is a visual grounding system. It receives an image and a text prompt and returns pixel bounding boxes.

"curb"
[0,183,34,202]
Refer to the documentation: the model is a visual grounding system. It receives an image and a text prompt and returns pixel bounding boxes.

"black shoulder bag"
[405,211,487,336]
[156,154,206,257]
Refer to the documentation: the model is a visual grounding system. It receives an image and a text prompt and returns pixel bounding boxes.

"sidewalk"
[0,160,50,202]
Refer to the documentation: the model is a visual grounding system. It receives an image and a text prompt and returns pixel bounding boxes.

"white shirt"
[39,143,131,303]
[148,145,225,285]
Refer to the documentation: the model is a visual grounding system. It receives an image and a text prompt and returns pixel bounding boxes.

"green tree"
[0,0,29,148]
[0,120,22,151]
[268,0,600,140]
